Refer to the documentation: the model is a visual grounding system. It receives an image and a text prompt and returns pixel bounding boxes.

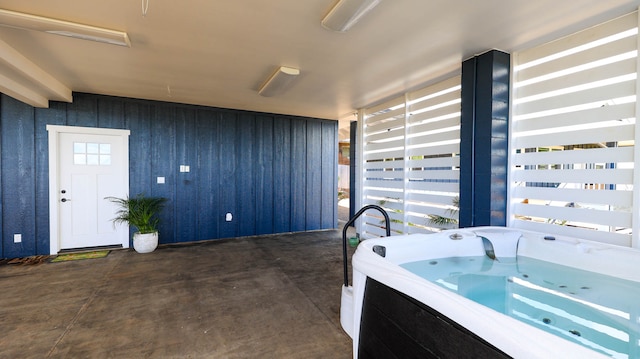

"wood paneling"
[273,116,292,233]
[67,95,97,127]
[196,109,220,241]
[151,105,177,243]
[237,113,256,237]
[218,112,238,239]
[255,115,274,235]
[126,102,153,197]
[1,96,36,258]
[306,120,323,230]
[175,107,198,243]
[0,93,338,258]
[34,102,66,255]
[290,119,307,232]
[322,120,338,229]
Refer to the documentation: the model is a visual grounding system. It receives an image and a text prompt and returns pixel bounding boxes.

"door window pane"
[73,142,112,166]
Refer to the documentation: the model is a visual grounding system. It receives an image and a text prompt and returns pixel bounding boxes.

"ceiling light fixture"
[0,9,131,47]
[321,0,382,32]
[258,66,300,97]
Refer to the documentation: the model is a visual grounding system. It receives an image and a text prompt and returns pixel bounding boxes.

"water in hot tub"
[401,256,640,358]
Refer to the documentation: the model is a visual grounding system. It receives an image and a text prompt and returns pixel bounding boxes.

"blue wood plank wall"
[0,93,338,259]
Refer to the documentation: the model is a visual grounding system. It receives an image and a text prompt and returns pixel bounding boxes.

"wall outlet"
[225,213,233,222]
[157,176,165,184]
[14,234,21,243]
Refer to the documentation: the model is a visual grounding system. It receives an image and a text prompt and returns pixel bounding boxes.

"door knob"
[61,198,71,202]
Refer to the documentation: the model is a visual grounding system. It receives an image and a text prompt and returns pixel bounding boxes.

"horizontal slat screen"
[512,186,632,207]
[361,76,461,237]
[510,168,633,184]
[362,94,406,237]
[406,76,461,234]
[511,12,638,246]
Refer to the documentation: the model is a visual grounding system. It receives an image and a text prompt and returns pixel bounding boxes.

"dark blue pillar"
[459,50,510,227]
[349,120,357,221]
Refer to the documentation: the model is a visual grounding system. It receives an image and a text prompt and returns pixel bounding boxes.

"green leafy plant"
[427,196,460,226]
[105,194,167,234]
[376,197,414,233]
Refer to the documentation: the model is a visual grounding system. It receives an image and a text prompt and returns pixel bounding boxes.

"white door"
[48,126,130,253]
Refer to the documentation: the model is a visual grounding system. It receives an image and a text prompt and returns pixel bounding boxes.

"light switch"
[157,176,165,184]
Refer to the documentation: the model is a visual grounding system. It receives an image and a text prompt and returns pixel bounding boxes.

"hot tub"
[340,226,640,358]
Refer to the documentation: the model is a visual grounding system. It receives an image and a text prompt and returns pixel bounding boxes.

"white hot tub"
[340,226,640,358]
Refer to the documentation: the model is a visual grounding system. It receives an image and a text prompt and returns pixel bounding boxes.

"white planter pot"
[133,232,158,253]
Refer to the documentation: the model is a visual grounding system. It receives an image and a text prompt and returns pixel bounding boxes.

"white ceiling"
[0,0,639,134]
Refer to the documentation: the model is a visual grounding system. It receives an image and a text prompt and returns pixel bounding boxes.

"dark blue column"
[349,120,357,221]
[459,50,510,227]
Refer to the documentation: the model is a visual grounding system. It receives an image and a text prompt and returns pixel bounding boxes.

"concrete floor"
[0,228,356,358]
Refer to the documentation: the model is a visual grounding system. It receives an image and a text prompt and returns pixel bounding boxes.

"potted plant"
[105,194,167,253]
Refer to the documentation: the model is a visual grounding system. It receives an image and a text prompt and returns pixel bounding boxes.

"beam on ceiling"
[0,71,49,108]
[0,37,72,105]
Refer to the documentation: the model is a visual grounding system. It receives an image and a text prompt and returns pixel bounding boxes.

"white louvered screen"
[361,76,461,238]
[510,12,638,246]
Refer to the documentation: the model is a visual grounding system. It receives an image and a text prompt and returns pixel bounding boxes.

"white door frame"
[47,125,131,254]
